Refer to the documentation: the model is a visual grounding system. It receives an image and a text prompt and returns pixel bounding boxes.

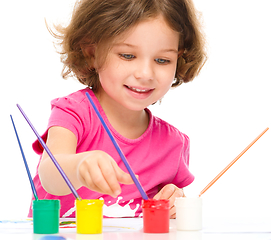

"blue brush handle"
[86,92,148,200]
[10,115,38,200]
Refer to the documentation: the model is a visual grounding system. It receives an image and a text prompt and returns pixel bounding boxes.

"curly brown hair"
[51,0,207,92]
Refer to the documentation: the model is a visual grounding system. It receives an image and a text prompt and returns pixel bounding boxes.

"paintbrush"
[199,127,269,197]
[10,115,38,200]
[86,92,148,200]
[16,104,81,200]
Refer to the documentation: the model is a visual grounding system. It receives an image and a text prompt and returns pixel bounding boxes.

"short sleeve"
[32,90,91,155]
[49,97,86,141]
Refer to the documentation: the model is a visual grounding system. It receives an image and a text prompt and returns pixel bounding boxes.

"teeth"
[127,86,150,93]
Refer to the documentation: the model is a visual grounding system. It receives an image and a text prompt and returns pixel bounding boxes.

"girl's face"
[96,15,180,112]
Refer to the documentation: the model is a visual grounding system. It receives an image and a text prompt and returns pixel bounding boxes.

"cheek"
[98,70,112,92]
[98,64,114,82]
[98,66,124,93]
[158,67,176,87]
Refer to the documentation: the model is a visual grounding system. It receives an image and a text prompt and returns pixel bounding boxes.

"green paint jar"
[32,199,60,234]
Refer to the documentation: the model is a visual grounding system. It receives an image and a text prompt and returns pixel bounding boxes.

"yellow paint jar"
[75,199,104,234]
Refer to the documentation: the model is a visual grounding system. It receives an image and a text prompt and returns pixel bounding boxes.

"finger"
[154,185,184,210]
[111,160,134,185]
[88,165,116,196]
[169,204,176,217]
[97,159,122,197]
[168,187,184,208]
[168,188,184,218]
[153,184,175,200]
[153,190,162,200]
[79,166,106,194]
[153,187,177,219]
[81,169,100,192]
[176,188,184,197]
[77,152,122,197]
[77,162,93,187]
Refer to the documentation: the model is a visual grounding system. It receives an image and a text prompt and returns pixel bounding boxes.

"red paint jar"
[142,199,170,233]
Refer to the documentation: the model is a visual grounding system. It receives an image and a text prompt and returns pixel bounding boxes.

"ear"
[178,49,185,58]
[81,44,97,69]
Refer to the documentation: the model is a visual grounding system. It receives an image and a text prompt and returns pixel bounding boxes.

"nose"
[134,60,154,81]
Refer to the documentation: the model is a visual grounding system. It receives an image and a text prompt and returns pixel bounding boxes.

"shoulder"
[48,88,97,143]
[49,87,96,122]
[51,87,91,108]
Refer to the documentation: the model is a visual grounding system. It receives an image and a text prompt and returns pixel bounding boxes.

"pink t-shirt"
[29,88,194,218]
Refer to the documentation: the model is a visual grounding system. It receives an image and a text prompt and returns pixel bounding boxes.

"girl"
[29,0,206,218]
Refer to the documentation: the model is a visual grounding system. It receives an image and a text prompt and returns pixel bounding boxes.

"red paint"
[142,199,170,233]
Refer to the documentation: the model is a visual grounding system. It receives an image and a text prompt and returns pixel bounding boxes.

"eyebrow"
[113,43,137,48]
[113,43,178,54]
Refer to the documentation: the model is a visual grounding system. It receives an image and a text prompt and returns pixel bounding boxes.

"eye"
[119,54,135,60]
[155,58,170,64]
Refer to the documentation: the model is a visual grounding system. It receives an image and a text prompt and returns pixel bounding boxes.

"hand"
[77,150,134,198]
[153,184,184,219]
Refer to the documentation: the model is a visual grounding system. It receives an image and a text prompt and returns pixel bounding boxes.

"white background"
[1,0,270,220]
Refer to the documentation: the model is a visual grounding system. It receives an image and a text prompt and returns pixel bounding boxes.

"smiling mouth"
[125,85,154,93]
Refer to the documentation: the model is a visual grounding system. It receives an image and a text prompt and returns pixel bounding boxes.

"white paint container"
[175,197,202,231]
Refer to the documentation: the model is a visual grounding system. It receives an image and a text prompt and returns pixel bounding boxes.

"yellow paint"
[75,199,104,234]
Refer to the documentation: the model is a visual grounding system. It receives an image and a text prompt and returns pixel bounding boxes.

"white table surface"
[1,217,271,240]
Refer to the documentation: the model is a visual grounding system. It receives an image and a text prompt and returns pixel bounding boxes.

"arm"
[38,126,134,197]
[153,184,185,219]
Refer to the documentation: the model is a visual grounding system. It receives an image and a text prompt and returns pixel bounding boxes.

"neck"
[95,91,149,139]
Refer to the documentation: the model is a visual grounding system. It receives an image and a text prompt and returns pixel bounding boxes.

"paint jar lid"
[142,199,170,210]
[175,197,202,208]
[32,199,60,210]
[75,199,104,210]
